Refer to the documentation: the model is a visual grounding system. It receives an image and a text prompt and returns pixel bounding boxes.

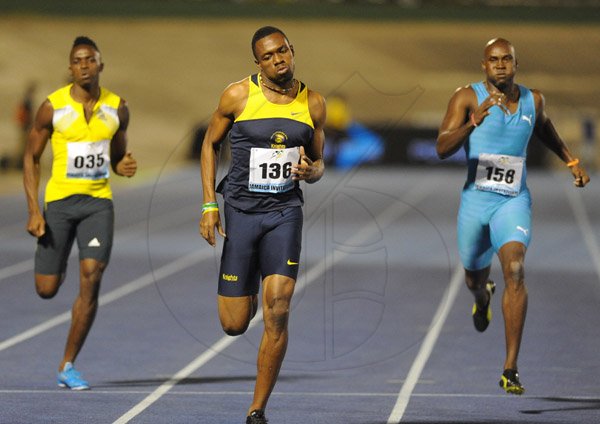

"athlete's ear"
[480,59,486,72]
[290,44,295,56]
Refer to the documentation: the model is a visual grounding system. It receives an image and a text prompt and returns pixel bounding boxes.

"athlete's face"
[69,45,103,88]
[481,42,517,89]
[254,32,295,83]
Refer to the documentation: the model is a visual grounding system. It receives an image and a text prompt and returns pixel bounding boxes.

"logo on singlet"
[270,131,288,148]
[521,115,532,126]
[222,273,238,282]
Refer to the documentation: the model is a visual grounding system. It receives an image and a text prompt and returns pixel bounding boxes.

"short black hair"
[251,26,288,59]
[72,36,100,52]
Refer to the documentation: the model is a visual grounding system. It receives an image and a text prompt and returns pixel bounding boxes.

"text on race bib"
[475,153,524,197]
[66,140,110,180]
[249,147,300,193]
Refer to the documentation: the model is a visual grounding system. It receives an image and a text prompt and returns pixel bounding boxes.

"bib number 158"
[485,166,515,184]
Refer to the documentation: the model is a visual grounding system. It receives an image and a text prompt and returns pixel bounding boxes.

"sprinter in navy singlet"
[199,27,326,424]
[437,38,589,395]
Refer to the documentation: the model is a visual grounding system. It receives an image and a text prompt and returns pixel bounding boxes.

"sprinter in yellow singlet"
[23,36,137,390]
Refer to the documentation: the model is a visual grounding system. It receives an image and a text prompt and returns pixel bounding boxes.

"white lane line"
[113,180,439,424]
[1,389,565,398]
[387,264,463,423]
[0,250,209,353]
[0,259,34,281]
[565,186,600,280]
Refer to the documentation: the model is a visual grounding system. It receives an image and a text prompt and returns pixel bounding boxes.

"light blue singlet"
[457,81,536,271]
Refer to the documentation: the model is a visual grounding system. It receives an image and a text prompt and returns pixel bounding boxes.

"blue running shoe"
[57,362,90,390]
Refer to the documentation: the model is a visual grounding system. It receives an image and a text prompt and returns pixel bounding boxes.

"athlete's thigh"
[35,197,77,275]
[259,206,303,280]
[457,190,494,271]
[218,203,261,297]
[76,196,114,264]
[490,189,532,252]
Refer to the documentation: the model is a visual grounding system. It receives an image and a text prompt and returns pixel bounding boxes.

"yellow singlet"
[44,84,121,203]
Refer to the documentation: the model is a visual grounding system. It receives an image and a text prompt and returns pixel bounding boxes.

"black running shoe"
[246,409,268,424]
[499,369,525,395]
[472,280,496,332]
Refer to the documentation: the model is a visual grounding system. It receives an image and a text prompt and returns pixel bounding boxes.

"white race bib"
[249,147,300,193]
[475,153,524,197]
[66,140,110,180]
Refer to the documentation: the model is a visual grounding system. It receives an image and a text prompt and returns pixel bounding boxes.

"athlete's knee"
[264,296,291,339]
[79,260,105,284]
[221,321,250,336]
[35,274,64,299]
[504,259,525,285]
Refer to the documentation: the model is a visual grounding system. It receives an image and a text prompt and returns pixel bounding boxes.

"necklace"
[259,73,297,95]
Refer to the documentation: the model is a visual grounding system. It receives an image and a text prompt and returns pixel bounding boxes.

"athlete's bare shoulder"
[219,78,250,118]
[525,88,545,120]
[307,88,326,127]
[447,84,478,110]
[455,84,477,98]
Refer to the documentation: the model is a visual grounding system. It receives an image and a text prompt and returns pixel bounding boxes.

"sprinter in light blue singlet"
[437,38,589,396]
[459,80,536,271]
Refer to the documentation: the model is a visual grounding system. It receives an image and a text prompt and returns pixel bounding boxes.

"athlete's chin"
[274,68,294,82]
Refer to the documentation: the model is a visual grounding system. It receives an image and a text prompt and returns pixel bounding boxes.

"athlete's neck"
[485,80,518,102]
[70,83,100,104]
[259,72,297,95]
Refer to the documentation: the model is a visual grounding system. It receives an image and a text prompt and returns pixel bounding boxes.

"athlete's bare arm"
[23,100,53,237]
[531,90,589,187]
[293,89,326,183]
[437,86,507,159]
[199,80,248,246]
[111,100,137,178]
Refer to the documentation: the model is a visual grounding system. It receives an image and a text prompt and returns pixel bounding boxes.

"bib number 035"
[249,147,300,193]
[475,153,524,197]
[66,140,110,180]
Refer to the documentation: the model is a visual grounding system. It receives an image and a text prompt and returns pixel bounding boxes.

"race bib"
[66,140,110,180]
[249,147,300,193]
[475,153,524,197]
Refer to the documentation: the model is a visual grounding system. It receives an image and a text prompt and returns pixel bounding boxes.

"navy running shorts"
[218,203,303,297]
[35,195,114,274]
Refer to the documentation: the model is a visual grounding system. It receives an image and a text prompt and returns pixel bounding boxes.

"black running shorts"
[35,195,114,274]
[218,203,303,297]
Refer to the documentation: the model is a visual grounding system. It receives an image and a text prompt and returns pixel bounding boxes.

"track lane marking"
[387,264,463,423]
[0,250,210,353]
[565,186,600,280]
[113,180,438,424]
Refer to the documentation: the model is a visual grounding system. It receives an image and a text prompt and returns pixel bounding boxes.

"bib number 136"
[249,147,300,193]
[259,162,293,179]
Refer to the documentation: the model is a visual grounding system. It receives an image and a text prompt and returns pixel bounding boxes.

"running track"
[1,165,599,423]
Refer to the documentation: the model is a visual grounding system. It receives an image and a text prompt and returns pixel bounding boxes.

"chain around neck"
[259,73,297,95]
